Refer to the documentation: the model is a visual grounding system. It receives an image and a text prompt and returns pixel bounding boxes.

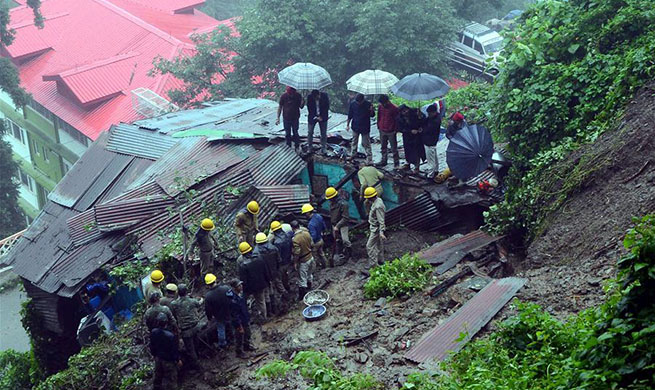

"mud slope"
[515,83,655,316]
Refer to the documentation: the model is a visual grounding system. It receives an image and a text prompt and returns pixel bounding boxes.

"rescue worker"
[204,273,235,353]
[170,284,202,368]
[234,201,260,246]
[291,220,314,301]
[253,232,284,315]
[302,203,329,268]
[364,187,386,266]
[237,242,271,321]
[186,218,220,276]
[229,279,256,358]
[325,187,351,262]
[150,312,182,390]
[144,270,165,304]
[160,283,177,309]
[268,221,293,292]
[357,162,384,200]
[145,292,179,335]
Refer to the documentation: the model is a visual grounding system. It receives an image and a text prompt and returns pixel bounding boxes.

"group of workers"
[143,184,387,389]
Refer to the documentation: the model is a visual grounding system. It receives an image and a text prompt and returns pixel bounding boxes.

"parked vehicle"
[448,22,505,80]
[486,9,524,32]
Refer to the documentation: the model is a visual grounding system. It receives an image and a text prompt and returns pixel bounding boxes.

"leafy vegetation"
[0,127,25,237]
[364,253,432,299]
[256,350,383,390]
[481,0,655,243]
[0,349,35,390]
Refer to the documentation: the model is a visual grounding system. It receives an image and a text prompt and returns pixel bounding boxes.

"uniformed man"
[301,203,329,268]
[150,312,182,390]
[170,284,202,368]
[204,273,235,353]
[325,187,351,262]
[229,279,255,358]
[237,242,271,321]
[187,218,220,276]
[145,292,179,335]
[234,201,260,246]
[291,220,314,300]
[268,221,293,292]
[357,163,384,200]
[144,270,165,304]
[364,186,386,266]
[160,283,177,309]
[253,232,284,316]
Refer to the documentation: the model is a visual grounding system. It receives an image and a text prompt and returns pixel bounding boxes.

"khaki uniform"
[145,304,179,334]
[366,197,386,266]
[358,166,384,198]
[292,228,314,288]
[160,296,175,309]
[188,229,219,276]
[144,282,162,304]
[329,199,351,248]
[234,211,258,246]
[171,296,203,364]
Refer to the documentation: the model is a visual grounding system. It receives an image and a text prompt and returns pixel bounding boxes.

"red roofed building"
[0,0,222,220]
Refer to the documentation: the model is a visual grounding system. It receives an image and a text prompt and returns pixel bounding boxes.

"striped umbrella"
[390,73,450,101]
[346,69,399,95]
[278,62,332,90]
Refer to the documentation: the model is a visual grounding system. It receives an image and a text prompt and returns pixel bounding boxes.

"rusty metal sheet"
[256,185,311,215]
[73,153,134,211]
[23,282,63,334]
[95,194,175,232]
[385,193,445,232]
[405,277,526,364]
[106,124,178,160]
[52,236,120,288]
[416,230,502,274]
[67,209,101,246]
[230,144,306,186]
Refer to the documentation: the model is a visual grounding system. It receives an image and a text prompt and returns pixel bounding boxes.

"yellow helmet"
[204,273,217,285]
[150,270,164,284]
[201,218,215,231]
[325,187,338,200]
[247,201,260,215]
[238,241,252,254]
[270,220,282,232]
[255,232,268,244]
[301,203,314,214]
[364,187,378,199]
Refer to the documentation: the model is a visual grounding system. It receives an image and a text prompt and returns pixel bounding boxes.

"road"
[0,269,30,352]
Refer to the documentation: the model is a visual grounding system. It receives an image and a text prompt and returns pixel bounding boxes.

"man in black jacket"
[346,94,375,164]
[307,89,330,155]
[253,232,285,315]
[268,221,293,292]
[397,105,425,175]
[237,242,271,321]
[203,273,234,352]
[150,312,182,390]
[422,104,442,181]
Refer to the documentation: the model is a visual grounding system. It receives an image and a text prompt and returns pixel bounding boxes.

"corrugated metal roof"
[67,209,101,246]
[52,236,120,288]
[106,124,179,160]
[95,194,175,232]
[73,153,134,212]
[385,193,445,232]
[231,144,306,186]
[24,282,63,333]
[94,157,156,204]
[405,277,526,363]
[257,185,311,215]
[416,230,502,274]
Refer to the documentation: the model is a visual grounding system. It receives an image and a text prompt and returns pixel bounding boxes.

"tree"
[200,0,247,20]
[153,0,461,110]
[0,121,25,237]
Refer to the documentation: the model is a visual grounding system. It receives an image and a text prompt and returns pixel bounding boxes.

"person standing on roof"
[291,219,314,301]
[150,312,182,390]
[145,292,179,335]
[376,95,401,169]
[204,273,236,354]
[346,93,375,164]
[397,105,425,175]
[268,221,294,293]
[253,232,284,316]
[358,162,384,200]
[325,187,351,262]
[160,284,178,309]
[234,201,260,247]
[144,270,165,304]
[364,187,386,267]
[302,204,329,268]
[307,89,330,155]
[446,111,467,139]
[422,104,442,182]
[276,86,305,151]
[187,218,220,276]
[237,241,271,321]
[170,284,202,369]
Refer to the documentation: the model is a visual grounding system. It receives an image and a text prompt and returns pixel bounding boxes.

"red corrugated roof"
[4,0,221,140]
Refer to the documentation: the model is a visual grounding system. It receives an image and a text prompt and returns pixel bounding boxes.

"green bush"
[0,350,33,390]
[364,253,432,299]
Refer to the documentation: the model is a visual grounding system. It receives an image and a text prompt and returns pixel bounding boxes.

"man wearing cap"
[253,232,284,315]
[364,187,386,266]
[302,204,329,268]
[234,201,260,246]
[187,218,220,276]
[229,279,255,358]
[144,270,165,305]
[145,291,179,335]
[150,312,182,390]
[357,163,384,200]
[204,273,236,354]
[170,284,203,368]
[268,221,294,292]
[237,241,271,321]
[446,111,467,140]
[325,187,351,262]
[160,284,178,309]
[291,220,314,300]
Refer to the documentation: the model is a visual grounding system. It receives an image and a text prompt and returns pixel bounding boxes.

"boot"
[269,297,278,316]
[344,246,353,261]
[298,287,307,301]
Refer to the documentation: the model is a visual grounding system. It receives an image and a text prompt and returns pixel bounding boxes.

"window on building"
[5,119,27,145]
[17,169,35,193]
[28,99,57,124]
[57,119,89,147]
[42,146,49,162]
[32,139,40,156]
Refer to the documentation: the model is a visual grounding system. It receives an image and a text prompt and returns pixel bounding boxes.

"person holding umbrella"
[276,86,305,151]
[306,89,330,155]
[396,105,425,175]
[346,94,375,164]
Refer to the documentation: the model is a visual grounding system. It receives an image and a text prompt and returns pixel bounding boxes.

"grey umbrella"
[390,73,450,101]
[446,124,494,180]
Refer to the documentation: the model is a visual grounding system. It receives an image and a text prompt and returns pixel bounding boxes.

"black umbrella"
[390,73,450,101]
[446,124,494,180]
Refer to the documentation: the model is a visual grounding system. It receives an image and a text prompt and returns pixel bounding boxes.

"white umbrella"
[278,62,332,90]
[346,69,399,95]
